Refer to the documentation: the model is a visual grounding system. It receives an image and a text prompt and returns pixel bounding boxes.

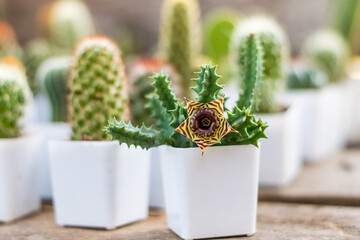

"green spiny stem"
[192,64,223,103]
[106,119,169,149]
[151,73,178,111]
[235,34,263,111]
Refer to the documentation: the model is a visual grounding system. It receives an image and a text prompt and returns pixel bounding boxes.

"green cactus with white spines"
[0,58,31,138]
[159,0,201,97]
[232,16,289,113]
[38,56,71,122]
[46,0,95,52]
[303,29,349,83]
[69,36,129,141]
[106,63,267,150]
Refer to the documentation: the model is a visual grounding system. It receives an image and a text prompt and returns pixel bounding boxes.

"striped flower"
[175,95,237,154]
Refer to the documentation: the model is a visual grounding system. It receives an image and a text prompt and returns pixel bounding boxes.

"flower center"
[190,109,219,137]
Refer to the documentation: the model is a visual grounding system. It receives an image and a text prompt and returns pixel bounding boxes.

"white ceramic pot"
[346,78,360,141]
[283,83,346,162]
[159,145,259,240]
[25,123,72,200]
[49,141,150,229]
[0,135,42,222]
[257,104,302,186]
[149,147,165,209]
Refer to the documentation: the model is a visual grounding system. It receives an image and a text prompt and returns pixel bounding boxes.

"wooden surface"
[0,203,359,240]
[259,149,360,206]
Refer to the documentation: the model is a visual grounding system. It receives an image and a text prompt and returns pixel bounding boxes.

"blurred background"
[4,0,333,55]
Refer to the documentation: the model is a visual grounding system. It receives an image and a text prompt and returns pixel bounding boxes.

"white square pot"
[159,145,259,240]
[25,123,71,200]
[0,135,42,222]
[49,141,150,229]
[149,147,165,209]
[283,83,346,162]
[257,104,302,186]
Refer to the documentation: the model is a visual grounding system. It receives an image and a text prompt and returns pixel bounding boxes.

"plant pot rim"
[0,134,40,142]
[156,143,260,151]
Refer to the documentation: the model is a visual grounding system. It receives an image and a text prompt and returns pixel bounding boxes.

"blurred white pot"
[149,147,165,209]
[0,135,42,222]
[49,141,150,229]
[283,83,347,162]
[25,123,72,200]
[159,145,259,239]
[257,104,302,186]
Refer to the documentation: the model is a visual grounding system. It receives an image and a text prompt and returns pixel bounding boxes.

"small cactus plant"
[159,0,201,97]
[232,16,290,113]
[41,0,95,52]
[0,21,22,59]
[128,58,179,126]
[69,36,129,141]
[37,56,71,122]
[106,61,267,154]
[287,67,328,89]
[0,57,31,138]
[302,29,349,83]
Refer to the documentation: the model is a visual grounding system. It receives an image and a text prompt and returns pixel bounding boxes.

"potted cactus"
[231,16,302,186]
[48,36,150,229]
[107,41,267,239]
[0,57,42,222]
[285,29,350,162]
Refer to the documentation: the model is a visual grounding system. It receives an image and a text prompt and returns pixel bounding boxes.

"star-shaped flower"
[175,96,238,155]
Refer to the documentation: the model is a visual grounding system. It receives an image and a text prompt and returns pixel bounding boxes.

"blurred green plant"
[302,29,349,83]
[287,67,328,89]
[69,36,129,141]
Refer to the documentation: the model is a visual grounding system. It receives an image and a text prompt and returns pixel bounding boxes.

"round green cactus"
[38,56,71,122]
[45,0,95,52]
[302,29,349,83]
[232,15,290,113]
[69,36,129,141]
[159,0,201,97]
[0,58,31,138]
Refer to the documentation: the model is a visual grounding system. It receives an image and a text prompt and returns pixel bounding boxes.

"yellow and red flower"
[175,96,237,155]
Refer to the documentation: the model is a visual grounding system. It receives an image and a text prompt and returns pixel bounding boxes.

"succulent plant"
[107,60,267,155]
[159,0,201,97]
[69,36,129,141]
[287,67,328,89]
[0,21,23,59]
[302,29,349,83]
[0,57,31,138]
[23,38,53,93]
[38,56,71,122]
[232,15,289,113]
[128,58,179,126]
[42,0,95,52]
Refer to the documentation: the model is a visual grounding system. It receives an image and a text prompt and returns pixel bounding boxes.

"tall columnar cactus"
[203,9,239,66]
[159,0,201,97]
[43,0,95,52]
[23,39,53,93]
[38,56,71,122]
[106,63,267,154]
[69,36,129,141]
[232,16,289,113]
[330,0,360,53]
[302,29,349,83]
[0,21,22,58]
[0,57,31,138]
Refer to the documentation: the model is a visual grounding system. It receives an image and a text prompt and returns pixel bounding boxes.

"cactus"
[0,21,22,59]
[69,36,129,141]
[106,63,267,153]
[159,0,201,97]
[287,67,328,89]
[232,16,289,113]
[43,0,95,52]
[23,39,53,93]
[0,57,31,138]
[203,9,239,66]
[302,29,349,83]
[38,56,71,122]
[129,58,179,126]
